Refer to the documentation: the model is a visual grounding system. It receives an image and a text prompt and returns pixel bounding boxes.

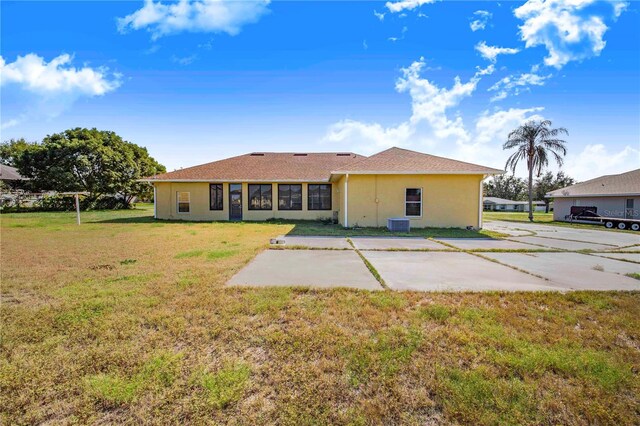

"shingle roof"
[0,164,26,180]
[547,169,640,198]
[148,152,364,182]
[331,147,504,175]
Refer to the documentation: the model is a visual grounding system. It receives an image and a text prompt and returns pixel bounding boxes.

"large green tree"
[2,128,165,206]
[0,138,36,167]
[534,171,576,213]
[483,174,528,201]
[504,120,568,222]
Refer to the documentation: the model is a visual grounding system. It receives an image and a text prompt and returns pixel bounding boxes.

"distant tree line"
[484,171,576,213]
[1,128,165,210]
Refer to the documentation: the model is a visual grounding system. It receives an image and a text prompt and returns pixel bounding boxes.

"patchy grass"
[1,206,639,424]
[626,272,640,280]
[193,363,251,409]
[417,304,451,323]
[484,211,554,223]
[85,351,182,405]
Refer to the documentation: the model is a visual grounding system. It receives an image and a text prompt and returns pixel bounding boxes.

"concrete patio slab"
[434,238,540,251]
[605,245,640,253]
[592,252,640,263]
[482,223,534,237]
[482,252,640,290]
[488,220,640,247]
[510,236,613,251]
[362,251,556,292]
[274,236,352,249]
[350,237,449,250]
[227,250,381,290]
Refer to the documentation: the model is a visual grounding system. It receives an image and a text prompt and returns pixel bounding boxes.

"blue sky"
[1,0,638,180]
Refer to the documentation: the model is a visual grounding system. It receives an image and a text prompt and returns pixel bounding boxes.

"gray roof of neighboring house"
[546,169,640,198]
[0,164,26,181]
[483,197,544,205]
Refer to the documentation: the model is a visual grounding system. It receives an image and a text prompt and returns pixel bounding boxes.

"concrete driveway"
[227,222,639,292]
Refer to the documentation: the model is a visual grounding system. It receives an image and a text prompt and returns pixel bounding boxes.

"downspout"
[478,176,484,229]
[153,184,157,219]
[344,173,349,228]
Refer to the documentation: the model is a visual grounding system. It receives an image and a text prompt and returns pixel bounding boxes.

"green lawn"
[272,219,506,238]
[483,211,554,223]
[2,206,639,425]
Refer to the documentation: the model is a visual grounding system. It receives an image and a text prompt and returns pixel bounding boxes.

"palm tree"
[503,120,568,222]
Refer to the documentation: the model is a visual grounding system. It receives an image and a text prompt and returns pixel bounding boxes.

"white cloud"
[171,54,197,65]
[385,0,437,13]
[373,10,385,21]
[0,53,121,128]
[475,107,545,144]
[388,26,408,42]
[564,144,640,181]
[117,0,271,40]
[323,59,481,153]
[489,72,550,101]
[1,118,22,130]
[0,53,120,96]
[475,64,495,76]
[453,107,547,167]
[514,0,626,68]
[322,58,544,170]
[475,41,520,63]
[470,10,492,31]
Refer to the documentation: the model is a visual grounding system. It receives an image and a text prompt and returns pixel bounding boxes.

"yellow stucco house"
[147,147,504,228]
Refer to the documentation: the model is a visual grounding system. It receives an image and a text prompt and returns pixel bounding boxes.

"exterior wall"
[338,174,483,228]
[553,196,640,221]
[484,203,545,212]
[154,182,338,221]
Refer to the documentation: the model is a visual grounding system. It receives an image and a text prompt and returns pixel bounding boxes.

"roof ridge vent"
[336,153,351,156]
[250,153,265,156]
[293,153,308,156]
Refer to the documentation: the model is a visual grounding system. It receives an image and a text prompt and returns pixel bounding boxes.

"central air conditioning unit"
[387,218,410,232]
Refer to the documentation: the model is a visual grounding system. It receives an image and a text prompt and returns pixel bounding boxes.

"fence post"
[75,193,81,225]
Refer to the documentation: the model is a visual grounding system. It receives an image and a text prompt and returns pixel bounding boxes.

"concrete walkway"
[227,222,639,292]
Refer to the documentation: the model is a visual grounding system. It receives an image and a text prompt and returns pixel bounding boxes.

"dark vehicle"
[566,206,640,231]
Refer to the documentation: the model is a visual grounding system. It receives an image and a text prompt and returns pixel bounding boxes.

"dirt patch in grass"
[1,206,639,424]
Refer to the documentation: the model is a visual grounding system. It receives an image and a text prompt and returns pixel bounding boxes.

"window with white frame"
[405,188,422,217]
[177,192,190,213]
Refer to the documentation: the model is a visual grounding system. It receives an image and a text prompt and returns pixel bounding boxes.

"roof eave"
[546,192,640,198]
[330,170,505,175]
[142,178,332,183]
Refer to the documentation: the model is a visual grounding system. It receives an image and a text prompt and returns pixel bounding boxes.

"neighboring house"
[547,169,640,221]
[0,164,26,185]
[147,147,503,228]
[483,197,546,212]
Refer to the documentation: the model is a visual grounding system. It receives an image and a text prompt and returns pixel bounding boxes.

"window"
[626,199,634,209]
[248,184,272,210]
[405,188,422,217]
[308,184,332,210]
[177,192,190,213]
[278,184,302,210]
[210,184,223,210]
